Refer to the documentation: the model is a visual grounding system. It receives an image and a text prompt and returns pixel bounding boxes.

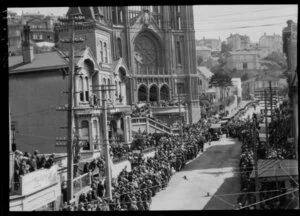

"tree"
[241,73,249,81]
[197,56,203,66]
[262,52,287,69]
[209,70,233,102]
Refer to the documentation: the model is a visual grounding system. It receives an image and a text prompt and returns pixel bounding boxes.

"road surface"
[150,136,242,210]
[150,103,258,210]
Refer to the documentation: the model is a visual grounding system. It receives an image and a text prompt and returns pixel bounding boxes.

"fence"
[73,172,91,195]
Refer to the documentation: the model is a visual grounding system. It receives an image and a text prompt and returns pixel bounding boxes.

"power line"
[194,14,297,25]
[238,189,298,210]
[193,5,295,20]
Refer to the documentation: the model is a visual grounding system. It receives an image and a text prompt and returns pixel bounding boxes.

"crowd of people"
[61,119,208,211]
[225,101,298,210]
[267,104,296,159]
[12,149,55,191]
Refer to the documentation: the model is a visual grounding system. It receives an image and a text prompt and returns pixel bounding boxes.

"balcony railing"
[73,172,91,195]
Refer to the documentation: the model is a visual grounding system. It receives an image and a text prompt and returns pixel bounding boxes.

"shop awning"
[250,159,298,180]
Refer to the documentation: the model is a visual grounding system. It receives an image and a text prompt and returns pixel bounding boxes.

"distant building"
[7,11,59,54]
[227,33,251,51]
[207,56,219,69]
[259,32,283,54]
[196,46,212,64]
[196,37,221,52]
[7,12,23,55]
[226,50,260,71]
[26,16,55,43]
[197,66,214,93]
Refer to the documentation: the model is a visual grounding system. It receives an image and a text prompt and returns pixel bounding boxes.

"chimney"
[22,25,34,63]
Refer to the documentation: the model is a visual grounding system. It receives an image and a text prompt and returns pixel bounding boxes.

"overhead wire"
[238,188,298,210]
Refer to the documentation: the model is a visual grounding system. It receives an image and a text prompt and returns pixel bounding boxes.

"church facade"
[58,6,201,124]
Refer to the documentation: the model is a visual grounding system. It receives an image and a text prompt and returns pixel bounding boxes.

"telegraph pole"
[59,15,85,202]
[269,80,273,123]
[174,93,186,147]
[252,113,260,209]
[90,84,116,200]
[264,89,269,155]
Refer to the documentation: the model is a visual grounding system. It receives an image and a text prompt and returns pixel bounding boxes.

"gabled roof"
[112,58,130,77]
[67,7,83,17]
[9,50,68,73]
[197,66,214,79]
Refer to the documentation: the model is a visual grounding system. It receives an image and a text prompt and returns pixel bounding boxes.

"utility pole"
[91,84,116,200]
[59,15,85,202]
[269,80,273,123]
[264,89,269,156]
[252,113,260,210]
[174,93,186,147]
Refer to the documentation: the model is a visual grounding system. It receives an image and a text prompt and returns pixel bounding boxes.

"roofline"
[9,65,68,74]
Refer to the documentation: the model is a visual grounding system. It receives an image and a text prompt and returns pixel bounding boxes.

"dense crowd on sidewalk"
[226,102,298,210]
[61,120,208,211]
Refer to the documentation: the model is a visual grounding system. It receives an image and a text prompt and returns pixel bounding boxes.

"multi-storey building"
[196,46,212,64]
[7,12,59,54]
[259,32,283,54]
[283,19,298,159]
[26,16,56,42]
[57,6,201,124]
[226,50,260,71]
[7,11,23,55]
[227,33,251,51]
[196,37,221,52]
[9,24,134,161]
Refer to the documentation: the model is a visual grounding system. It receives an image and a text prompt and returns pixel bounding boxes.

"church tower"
[59,6,201,124]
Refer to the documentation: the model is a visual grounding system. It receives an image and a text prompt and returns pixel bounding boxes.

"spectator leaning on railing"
[12,149,56,192]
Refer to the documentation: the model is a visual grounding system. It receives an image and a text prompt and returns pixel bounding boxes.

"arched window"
[115,80,118,97]
[100,41,103,62]
[118,8,123,23]
[104,42,108,63]
[81,120,90,150]
[176,41,182,64]
[107,79,111,98]
[79,76,84,101]
[117,38,122,58]
[92,120,99,149]
[112,7,117,24]
[85,77,89,101]
[119,81,122,97]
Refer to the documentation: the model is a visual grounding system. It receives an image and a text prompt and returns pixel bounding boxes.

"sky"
[8,5,298,43]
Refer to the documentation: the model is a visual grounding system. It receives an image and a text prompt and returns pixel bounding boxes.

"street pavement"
[150,103,258,210]
[150,136,242,210]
